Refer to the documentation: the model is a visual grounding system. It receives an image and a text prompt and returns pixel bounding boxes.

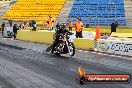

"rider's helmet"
[60,23,66,30]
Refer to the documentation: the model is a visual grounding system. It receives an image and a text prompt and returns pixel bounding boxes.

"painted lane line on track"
[26,48,131,61]
[84,51,89,53]
[130,58,132,60]
[77,49,131,59]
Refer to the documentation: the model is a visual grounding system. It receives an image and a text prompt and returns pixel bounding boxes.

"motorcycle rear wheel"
[46,45,52,52]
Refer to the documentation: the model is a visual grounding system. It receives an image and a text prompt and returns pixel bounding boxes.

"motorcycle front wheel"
[68,42,75,56]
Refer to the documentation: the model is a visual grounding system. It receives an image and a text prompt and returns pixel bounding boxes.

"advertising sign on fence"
[98,40,132,56]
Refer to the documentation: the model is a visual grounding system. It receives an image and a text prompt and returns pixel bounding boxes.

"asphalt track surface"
[0,43,132,88]
[0,37,132,88]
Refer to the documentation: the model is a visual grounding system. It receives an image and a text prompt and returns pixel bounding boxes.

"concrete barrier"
[73,38,94,50]
[116,29,132,33]
[28,27,48,31]
[16,30,54,44]
[16,30,95,50]
[110,32,132,38]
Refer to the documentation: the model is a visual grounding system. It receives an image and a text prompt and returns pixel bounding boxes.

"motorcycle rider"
[51,23,72,54]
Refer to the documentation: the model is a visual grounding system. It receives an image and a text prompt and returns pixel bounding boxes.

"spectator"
[29,21,32,27]
[74,18,84,38]
[20,22,24,30]
[47,16,54,31]
[68,21,73,31]
[24,22,28,30]
[115,20,118,27]
[111,20,118,33]
[8,19,13,26]
[31,20,34,27]
[13,24,19,39]
[32,20,37,31]
[1,22,5,36]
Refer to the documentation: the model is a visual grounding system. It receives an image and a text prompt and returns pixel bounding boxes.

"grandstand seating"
[2,0,66,25]
[124,0,132,27]
[67,0,126,26]
[0,1,11,11]
[0,0,13,24]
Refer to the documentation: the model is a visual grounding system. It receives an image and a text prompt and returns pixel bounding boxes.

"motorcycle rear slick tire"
[54,53,60,56]
[46,45,52,52]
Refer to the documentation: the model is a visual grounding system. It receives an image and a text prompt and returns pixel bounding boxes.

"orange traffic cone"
[95,25,101,40]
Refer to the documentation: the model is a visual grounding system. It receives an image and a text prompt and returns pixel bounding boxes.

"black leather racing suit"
[51,29,72,54]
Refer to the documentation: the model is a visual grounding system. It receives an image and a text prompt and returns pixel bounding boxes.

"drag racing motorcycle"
[46,32,75,56]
